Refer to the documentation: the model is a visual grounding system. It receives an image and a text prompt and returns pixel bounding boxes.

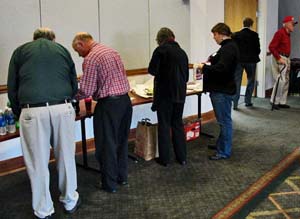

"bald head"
[72,32,93,46]
[33,27,55,41]
[72,32,94,57]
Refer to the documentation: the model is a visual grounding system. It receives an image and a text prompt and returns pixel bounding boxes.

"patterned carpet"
[246,172,300,219]
[213,148,300,219]
[0,96,300,219]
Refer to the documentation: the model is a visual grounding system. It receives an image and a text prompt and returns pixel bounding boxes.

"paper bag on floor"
[134,118,158,161]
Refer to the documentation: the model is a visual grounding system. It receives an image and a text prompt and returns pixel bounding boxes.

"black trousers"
[93,94,132,190]
[156,101,187,163]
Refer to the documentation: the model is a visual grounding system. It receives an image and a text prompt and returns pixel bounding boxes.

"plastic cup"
[84,97,92,112]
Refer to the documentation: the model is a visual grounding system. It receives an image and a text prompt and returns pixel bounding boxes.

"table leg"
[76,118,101,173]
[198,93,214,138]
[80,119,88,167]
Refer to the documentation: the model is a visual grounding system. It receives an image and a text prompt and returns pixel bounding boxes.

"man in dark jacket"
[148,27,189,166]
[232,17,261,109]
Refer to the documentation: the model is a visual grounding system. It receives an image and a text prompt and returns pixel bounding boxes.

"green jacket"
[7,38,78,117]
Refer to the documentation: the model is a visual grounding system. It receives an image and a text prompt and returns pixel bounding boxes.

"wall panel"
[149,0,190,58]
[0,0,40,84]
[40,0,99,74]
[278,0,300,58]
[99,0,149,69]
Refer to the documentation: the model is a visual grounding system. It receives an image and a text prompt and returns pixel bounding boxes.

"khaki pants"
[270,55,290,105]
[20,103,79,218]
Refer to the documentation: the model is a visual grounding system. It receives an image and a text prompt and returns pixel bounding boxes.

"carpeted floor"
[0,96,300,219]
[246,166,300,219]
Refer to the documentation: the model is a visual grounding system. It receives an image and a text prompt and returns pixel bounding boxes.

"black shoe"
[118,180,128,186]
[233,106,238,110]
[207,145,217,150]
[65,197,81,214]
[245,103,253,107]
[101,186,117,193]
[270,102,280,110]
[155,158,169,167]
[177,160,187,166]
[208,154,229,160]
[278,104,290,108]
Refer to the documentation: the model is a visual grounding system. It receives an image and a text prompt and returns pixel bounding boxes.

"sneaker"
[65,197,81,214]
[245,103,253,107]
[117,180,128,186]
[208,153,230,160]
[35,215,52,219]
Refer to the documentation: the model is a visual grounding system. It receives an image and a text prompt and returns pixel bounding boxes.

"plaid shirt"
[78,42,130,99]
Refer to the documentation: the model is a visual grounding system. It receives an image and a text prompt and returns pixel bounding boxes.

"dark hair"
[33,28,55,41]
[243,17,254,27]
[211,23,232,36]
[156,27,175,45]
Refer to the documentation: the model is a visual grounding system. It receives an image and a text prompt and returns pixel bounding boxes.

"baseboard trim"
[0,111,215,176]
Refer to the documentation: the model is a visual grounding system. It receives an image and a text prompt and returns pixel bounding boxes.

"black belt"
[280,53,290,58]
[22,99,71,109]
[98,94,128,101]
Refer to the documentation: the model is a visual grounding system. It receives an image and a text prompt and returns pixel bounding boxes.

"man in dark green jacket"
[7,28,80,219]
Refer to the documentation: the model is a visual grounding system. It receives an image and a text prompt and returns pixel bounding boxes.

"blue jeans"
[233,63,257,106]
[210,92,233,157]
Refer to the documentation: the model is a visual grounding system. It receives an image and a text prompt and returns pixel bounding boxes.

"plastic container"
[0,110,7,135]
[84,97,92,112]
[6,108,16,133]
[193,64,203,81]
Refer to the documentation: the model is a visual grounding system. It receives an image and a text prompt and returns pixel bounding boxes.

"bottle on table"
[6,108,16,133]
[0,110,7,135]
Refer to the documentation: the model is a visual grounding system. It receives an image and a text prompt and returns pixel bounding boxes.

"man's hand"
[278,57,287,65]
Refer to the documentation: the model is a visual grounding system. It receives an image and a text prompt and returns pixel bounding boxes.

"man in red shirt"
[72,32,132,193]
[269,16,297,109]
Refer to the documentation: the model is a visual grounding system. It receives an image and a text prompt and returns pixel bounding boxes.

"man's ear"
[77,41,84,49]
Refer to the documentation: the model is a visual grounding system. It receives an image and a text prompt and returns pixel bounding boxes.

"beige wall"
[0,0,192,161]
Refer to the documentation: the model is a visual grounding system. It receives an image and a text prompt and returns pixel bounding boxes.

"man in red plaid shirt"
[73,32,132,193]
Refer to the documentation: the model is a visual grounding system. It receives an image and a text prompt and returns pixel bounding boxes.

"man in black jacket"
[232,17,261,109]
[148,27,189,166]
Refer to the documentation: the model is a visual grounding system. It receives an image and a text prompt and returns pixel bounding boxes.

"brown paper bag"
[134,119,158,161]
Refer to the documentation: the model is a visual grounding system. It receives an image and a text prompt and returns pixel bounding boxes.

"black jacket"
[148,41,189,104]
[232,28,260,63]
[202,39,239,95]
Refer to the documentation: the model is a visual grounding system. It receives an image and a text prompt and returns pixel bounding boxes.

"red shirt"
[78,42,130,100]
[269,27,291,60]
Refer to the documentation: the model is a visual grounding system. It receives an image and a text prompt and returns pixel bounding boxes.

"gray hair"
[33,27,55,41]
[156,27,175,45]
[72,32,93,47]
